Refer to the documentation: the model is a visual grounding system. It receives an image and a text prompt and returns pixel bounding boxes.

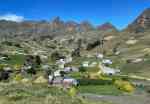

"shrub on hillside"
[79,66,86,73]
[114,80,135,92]
[14,74,23,82]
[68,87,78,97]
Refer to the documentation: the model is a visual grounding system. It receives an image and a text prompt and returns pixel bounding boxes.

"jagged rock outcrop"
[65,21,78,32]
[79,21,94,32]
[126,8,150,33]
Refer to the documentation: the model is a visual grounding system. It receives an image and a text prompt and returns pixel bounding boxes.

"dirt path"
[80,93,150,104]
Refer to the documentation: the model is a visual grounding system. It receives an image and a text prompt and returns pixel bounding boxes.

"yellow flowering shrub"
[68,87,78,97]
[114,80,135,92]
[14,64,22,70]
[14,74,23,82]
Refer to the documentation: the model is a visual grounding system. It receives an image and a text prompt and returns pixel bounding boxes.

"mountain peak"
[97,22,117,31]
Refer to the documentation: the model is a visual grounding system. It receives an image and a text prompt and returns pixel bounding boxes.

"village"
[0,49,142,94]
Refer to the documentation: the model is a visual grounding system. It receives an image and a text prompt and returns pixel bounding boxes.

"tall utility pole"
[98,35,105,54]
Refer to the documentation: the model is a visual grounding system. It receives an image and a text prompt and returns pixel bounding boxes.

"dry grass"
[0,83,111,104]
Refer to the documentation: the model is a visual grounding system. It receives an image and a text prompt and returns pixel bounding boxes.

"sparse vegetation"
[0,83,111,104]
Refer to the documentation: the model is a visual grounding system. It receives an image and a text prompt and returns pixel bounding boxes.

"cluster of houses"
[45,53,121,88]
[83,53,120,75]
[0,52,121,88]
[42,55,79,88]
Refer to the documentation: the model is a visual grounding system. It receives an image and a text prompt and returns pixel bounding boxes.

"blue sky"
[0,0,150,29]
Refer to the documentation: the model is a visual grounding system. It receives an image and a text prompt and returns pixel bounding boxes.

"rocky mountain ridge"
[126,8,150,33]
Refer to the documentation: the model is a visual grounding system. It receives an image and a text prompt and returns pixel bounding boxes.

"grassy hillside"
[0,83,112,104]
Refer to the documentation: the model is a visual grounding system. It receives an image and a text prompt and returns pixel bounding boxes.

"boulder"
[126,39,138,45]
[143,48,150,53]
[104,36,115,41]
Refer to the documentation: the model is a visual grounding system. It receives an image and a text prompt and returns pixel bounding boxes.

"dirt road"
[80,93,150,104]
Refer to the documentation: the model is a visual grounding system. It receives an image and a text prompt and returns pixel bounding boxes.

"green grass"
[68,72,83,79]
[78,85,123,96]
[0,54,25,65]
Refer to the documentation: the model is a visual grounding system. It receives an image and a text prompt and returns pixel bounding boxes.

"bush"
[86,40,100,51]
[114,80,135,92]
[14,74,23,82]
[68,87,78,97]
[27,67,36,75]
[14,64,22,70]
[0,64,5,70]
[79,66,86,73]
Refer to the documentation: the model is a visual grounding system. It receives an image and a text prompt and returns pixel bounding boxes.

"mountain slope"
[126,8,150,33]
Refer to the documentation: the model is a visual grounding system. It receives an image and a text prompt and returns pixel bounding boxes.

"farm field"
[78,85,123,96]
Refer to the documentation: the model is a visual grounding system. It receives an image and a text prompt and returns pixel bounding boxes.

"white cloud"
[0,14,24,22]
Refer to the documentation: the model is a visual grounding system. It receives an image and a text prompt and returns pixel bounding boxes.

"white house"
[56,59,66,69]
[96,53,104,59]
[54,70,61,77]
[64,66,79,73]
[64,67,72,73]
[99,63,120,75]
[48,75,54,84]
[82,61,89,67]
[102,66,116,75]
[102,59,113,65]
[132,58,143,63]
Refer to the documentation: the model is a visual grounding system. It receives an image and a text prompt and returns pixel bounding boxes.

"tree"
[35,55,41,66]
[51,51,62,61]
[0,70,13,81]
[27,67,36,75]
[86,40,100,51]
[79,66,86,73]
[60,71,66,77]
[72,48,80,57]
